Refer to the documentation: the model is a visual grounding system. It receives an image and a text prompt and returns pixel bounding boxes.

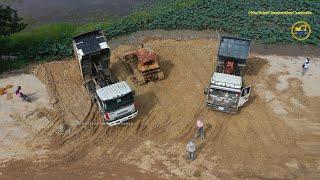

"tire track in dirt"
[20,39,319,179]
[45,65,81,121]
[31,62,104,160]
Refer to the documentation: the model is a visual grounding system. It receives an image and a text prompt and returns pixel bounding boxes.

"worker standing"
[196,119,205,140]
[302,58,310,75]
[15,86,29,102]
[186,140,196,161]
[15,86,22,97]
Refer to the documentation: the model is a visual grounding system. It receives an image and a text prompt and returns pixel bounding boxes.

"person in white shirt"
[186,140,196,160]
[302,58,310,75]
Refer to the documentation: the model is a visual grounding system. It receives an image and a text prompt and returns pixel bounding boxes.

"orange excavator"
[121,45,165,85]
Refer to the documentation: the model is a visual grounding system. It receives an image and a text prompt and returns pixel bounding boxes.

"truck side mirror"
[204,87,208,95]
[238,86,251,107]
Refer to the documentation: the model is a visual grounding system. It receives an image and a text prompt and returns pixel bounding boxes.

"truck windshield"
[103,92,134,112]
[210,89,238,99]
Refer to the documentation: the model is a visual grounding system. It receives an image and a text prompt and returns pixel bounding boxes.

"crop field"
[0,0,319,73]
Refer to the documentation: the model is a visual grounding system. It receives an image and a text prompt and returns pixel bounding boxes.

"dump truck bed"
[72,30,114,99]
[72,29,111,82]
[218,36,251,66]
[73,30,108,55]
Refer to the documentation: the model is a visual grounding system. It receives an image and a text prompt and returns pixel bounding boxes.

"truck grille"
[109,110,136,122]
[213,99,237,107]
[206,101,238,114]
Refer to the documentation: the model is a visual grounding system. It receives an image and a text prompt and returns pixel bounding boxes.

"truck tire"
[138,79,146,86]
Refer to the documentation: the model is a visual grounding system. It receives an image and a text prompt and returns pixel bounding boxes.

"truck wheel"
[135,73,146,86]
[138,79,146,86]
[126,76,135,88]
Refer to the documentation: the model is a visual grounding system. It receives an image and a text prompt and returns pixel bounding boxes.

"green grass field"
[0,0,319,73]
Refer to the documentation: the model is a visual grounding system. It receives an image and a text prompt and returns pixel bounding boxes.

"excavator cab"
[122,46,165,85]
[136,48,157,66]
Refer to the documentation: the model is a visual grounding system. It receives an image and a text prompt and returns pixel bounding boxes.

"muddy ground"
[0,30,319,179]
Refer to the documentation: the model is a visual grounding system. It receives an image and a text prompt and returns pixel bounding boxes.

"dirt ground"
[0,73,51,162]
[0,30,319,179]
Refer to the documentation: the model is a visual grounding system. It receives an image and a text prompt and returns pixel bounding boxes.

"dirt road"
[0,30,319,179]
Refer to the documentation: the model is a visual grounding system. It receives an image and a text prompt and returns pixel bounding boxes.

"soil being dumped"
[1,32,319,179]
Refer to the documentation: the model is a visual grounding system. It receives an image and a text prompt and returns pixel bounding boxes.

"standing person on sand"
[15,86,22,97]
[302,58,310,76]
[196,119,205,140]
[186,140,196,161]
[15,86,30,102]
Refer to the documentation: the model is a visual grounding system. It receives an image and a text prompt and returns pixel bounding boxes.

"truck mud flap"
[84,80,96,101]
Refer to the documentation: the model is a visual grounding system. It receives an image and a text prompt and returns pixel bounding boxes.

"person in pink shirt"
[15,86,29,102]
[196,119,205,140]
[15,86,22,97]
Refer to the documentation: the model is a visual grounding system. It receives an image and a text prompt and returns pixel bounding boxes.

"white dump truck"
[72,30,138,126]
[204,36,252,114]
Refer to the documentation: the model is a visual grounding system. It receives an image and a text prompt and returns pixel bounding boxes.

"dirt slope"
[1,36,319,179]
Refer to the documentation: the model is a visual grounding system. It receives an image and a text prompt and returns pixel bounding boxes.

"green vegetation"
[0,5,27,36]
[1,0,319,73]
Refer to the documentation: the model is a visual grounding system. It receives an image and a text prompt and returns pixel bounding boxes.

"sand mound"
[1,37,320,179]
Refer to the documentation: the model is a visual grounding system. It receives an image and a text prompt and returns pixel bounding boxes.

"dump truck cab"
[72,30,138,126]
[96,81,138,126]
[205,36,252,114]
